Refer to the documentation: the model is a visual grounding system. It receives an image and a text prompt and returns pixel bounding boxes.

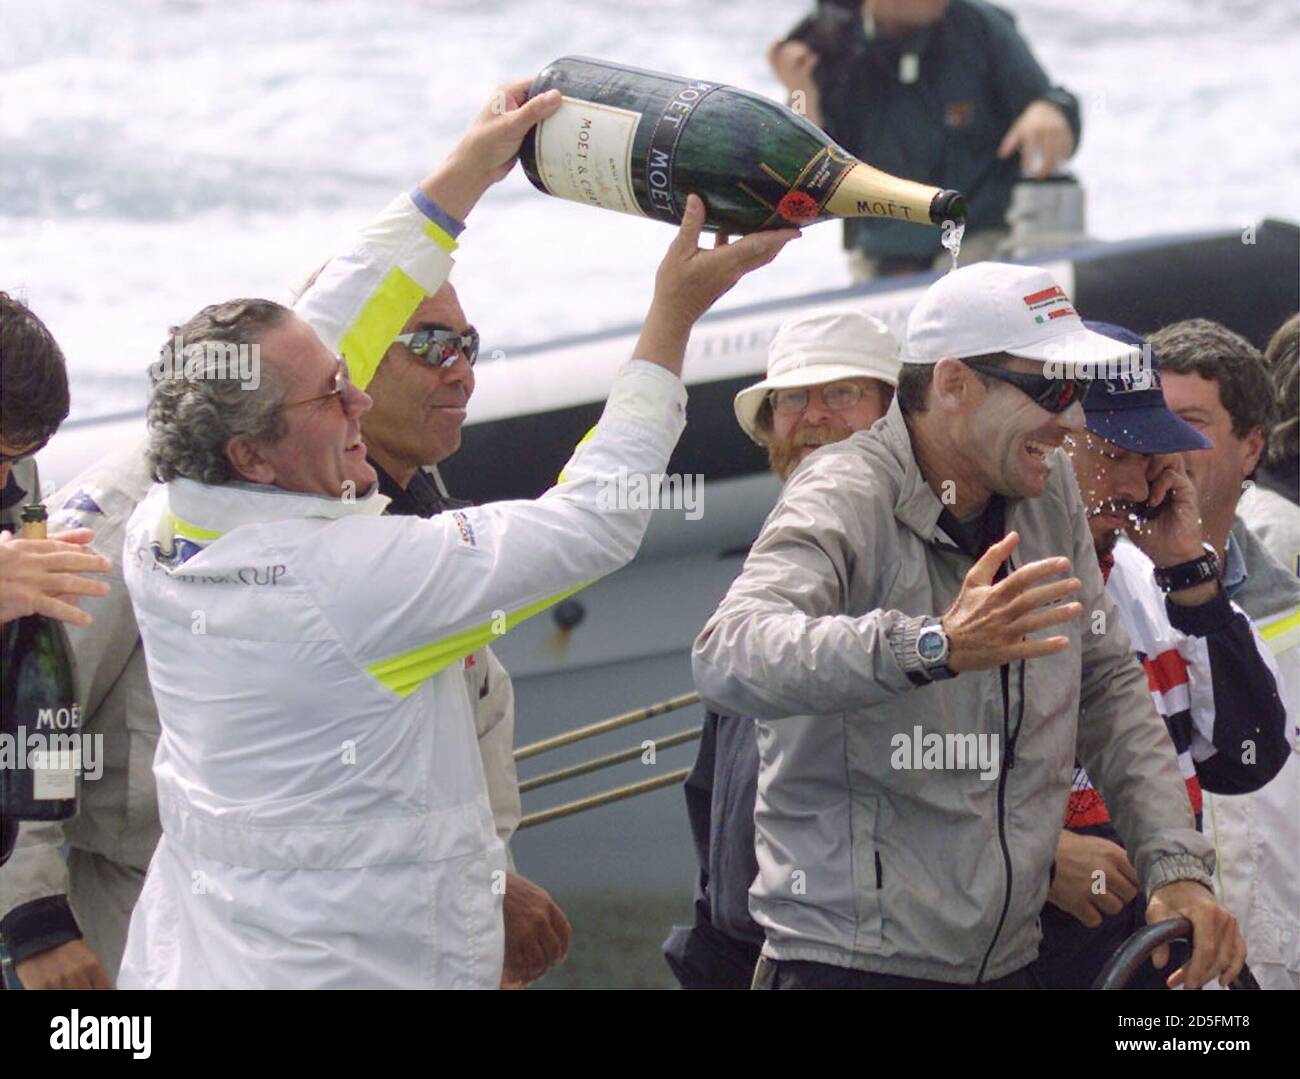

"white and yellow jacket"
[116,194,687,988]
[1,192,512,980]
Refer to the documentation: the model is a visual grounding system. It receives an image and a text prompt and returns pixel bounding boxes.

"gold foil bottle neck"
[19,504,49,540]
[824,162,943,224]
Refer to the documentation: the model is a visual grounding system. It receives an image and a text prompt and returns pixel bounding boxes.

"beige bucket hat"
[734,309,901,445]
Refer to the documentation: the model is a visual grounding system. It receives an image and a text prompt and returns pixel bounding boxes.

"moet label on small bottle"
[534,98,645,218]
[30,747,80,801]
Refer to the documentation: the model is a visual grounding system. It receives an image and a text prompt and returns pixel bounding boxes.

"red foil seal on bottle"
[776,190,819,224]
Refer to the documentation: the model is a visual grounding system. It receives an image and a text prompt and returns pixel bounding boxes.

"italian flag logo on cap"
[1023,286,1076,324]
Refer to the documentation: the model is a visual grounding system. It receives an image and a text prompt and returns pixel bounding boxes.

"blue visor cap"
[1081,321,1213,454]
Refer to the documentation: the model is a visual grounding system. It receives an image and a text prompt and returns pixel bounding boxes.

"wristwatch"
[1152,543,1220,594]
[893,616,958,686]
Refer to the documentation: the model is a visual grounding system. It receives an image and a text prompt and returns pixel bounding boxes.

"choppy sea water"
[2,0,1298,421]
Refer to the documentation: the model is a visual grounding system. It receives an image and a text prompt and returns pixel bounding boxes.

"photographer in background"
[768,0,1081,279]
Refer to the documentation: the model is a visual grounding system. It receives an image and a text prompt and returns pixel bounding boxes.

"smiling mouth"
[1024,436,1060,461]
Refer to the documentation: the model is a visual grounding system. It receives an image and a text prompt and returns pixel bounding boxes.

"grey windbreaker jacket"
[692,401,1213,983]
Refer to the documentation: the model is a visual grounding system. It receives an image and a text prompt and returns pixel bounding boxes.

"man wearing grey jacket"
[693,263,1245,989]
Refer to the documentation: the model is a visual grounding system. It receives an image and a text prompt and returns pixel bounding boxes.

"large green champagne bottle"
[519,56,965,234]
[0,505,82,827]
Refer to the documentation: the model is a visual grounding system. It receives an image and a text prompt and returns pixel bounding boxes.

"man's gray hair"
[147,299,290,484]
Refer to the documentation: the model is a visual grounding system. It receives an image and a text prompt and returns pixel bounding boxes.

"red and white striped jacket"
[1066,542,1288,835]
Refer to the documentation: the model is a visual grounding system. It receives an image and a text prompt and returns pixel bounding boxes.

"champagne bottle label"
[641,81,720,223]
[533,99,645,217]
[31,746,79,801]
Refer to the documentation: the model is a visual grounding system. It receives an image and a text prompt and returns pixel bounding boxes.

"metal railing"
[515,691,701,830]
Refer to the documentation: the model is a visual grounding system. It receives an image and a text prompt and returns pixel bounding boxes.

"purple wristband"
[410,187,465,238]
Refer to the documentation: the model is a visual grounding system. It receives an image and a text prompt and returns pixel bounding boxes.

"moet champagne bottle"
[0,504,82,825]
[520,56,966,234]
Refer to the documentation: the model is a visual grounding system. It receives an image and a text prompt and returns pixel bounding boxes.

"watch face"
[917,629,947,662]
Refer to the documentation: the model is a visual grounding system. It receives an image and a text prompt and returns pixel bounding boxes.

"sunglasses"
[965,361,1091,414]
[394,327,479,369]
[279,356,351,414]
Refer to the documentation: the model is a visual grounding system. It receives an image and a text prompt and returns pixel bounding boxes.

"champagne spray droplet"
[941,220,966,272]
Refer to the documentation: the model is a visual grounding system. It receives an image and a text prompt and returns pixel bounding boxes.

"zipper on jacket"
[973,538,1020,983]
[975,656,1029,981]
[1009,660,1027,766]
[975,662,1015,984]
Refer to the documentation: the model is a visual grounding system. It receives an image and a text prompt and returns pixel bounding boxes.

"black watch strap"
[1153,543,1220,594]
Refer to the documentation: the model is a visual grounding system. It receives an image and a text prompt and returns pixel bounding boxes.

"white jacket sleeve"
[309,360,687,689]
[293,190,456,391]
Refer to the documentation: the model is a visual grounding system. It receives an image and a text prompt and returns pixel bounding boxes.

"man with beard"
[1033,322,1288,989]
[358,280,571,987]
[693,263,1244,990]
[663,309,900,988]
[1154,318,1300,990]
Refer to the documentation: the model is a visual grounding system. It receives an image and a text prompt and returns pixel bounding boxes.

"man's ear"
[1239,424,1266,479]
[226,437,275,485]
[931,357,975,413]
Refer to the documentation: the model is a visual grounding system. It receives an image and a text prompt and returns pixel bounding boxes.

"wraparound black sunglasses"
[965,360,1091,413]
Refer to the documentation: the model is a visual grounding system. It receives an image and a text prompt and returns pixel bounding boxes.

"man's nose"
[441,354,474,396]
[344,380,373,418]
[802,391,834,424]
[1113,456,1151,502]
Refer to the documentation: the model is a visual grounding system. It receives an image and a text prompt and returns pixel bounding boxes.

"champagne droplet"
[941,220,966,272]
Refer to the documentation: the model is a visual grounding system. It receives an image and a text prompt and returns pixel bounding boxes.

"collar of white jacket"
[165,475,390,537]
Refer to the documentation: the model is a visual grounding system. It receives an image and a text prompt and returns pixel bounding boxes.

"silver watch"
[893,616,957,685]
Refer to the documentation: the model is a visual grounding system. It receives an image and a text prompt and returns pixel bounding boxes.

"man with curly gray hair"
[4,105,512,982]
[144,300,288,487]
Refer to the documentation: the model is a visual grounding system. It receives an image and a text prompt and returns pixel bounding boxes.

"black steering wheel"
[1093,917,1259,990]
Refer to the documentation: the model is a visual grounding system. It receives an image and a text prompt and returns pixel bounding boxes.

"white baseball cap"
[902,262,1141,372]
[734,310,901,445]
